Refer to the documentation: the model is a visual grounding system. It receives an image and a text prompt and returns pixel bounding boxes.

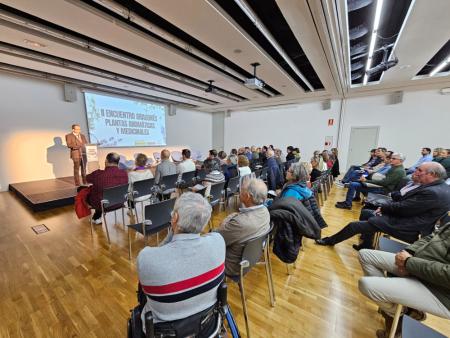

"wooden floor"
[0,185,449,337]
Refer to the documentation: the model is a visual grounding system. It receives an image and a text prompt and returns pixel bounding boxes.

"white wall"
[340,90,450,169]
[0,72,211,191]
[224,101,341,160]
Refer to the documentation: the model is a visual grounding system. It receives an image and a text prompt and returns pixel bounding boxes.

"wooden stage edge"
[8,177,77,212]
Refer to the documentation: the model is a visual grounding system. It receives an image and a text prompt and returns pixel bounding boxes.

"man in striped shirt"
[137,192,225,332]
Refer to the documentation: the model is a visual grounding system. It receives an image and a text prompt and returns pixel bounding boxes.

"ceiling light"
[232,0,314,92]
[23,39,46,48]
[430,56,450,77]
[363,0,384,85]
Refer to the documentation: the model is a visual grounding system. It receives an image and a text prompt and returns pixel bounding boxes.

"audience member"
[310,158,322,182]
[266,149,284,191]
[202,149,221,171]
[86,152,128,224]
[322,150,333,169]
[244,147,252,161]
[274,149,283,166]
[406,147,433,174]
[317,162,450,249]
[251,146,259,160]
[358,221,450,337]
[137,192,225,331]
[286,146,295,161]
[216,178,270,276]
[331,148,340,178]
[339,148,380,185]
[154,149,177,184]
[335,153,406,210]
[433,147,450,179]
[237,155,252,177]
[177,149,196,176]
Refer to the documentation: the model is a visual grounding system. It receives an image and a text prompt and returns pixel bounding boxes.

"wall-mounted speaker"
[168,104,177,116]
[322,99,331,110]
[63,83,77,102]
[389,91,403,105]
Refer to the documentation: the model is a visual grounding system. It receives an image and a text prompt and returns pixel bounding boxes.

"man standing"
[316,162,450,249]
[216,178,270,276]
[65,124,88,186]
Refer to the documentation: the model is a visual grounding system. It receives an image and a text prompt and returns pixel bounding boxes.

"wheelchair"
[127,282,241,338]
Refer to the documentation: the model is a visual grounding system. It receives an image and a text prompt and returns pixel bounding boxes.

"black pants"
[92,209,102,220]
[326,220,380,248]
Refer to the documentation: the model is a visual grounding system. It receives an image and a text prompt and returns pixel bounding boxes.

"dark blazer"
[369,180,450,242]
[65,133,88,159]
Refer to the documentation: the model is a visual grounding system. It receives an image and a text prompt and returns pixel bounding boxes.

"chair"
[159,173,179,199]
[127,282,241,338]
[228,228,276,338]
[195,168,207,183]
[178,170,196,189]
[226,176,240,209]
[98,183,129,244]
[401,315,446,338]
[378,236,407,253]
[208,182,225,230]
[127,198,176,259]
[130,178,157,223]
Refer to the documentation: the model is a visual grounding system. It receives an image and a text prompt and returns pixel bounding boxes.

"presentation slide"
[84,92,166,147]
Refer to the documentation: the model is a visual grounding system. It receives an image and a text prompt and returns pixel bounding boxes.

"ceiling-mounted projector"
[244,62,265,90]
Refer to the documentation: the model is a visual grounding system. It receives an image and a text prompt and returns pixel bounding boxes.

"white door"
[346,126,379,169]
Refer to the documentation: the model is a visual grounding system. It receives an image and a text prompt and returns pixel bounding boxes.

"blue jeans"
[344,183,385,205]
[342,165,360,183]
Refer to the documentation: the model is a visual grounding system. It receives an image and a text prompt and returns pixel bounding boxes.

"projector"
[244,77,265,90]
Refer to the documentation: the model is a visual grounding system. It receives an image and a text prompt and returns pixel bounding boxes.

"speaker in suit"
[65,124,88,186]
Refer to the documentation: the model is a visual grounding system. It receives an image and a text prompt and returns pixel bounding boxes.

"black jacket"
[269,198,321,263]
[369,180,450,243]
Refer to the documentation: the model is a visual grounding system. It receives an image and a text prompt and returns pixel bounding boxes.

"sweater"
[365,164,405,193]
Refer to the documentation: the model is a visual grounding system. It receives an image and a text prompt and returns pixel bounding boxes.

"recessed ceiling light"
[233,49,242,54]
[23,39,46,48]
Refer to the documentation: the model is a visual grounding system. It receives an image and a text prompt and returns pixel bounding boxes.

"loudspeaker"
[389,91,403,105]
[63,83,77,102]
[322,99,331,110]
[168,104,177,116]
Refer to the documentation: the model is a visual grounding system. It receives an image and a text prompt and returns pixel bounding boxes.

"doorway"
[346,126,379,169]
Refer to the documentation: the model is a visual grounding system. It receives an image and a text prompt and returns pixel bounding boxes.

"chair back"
[160,173,179,190]
[221,164,228,173]
[227,176,240,195]
[402,315,446,338]
[196,168,207,181]
[180,170,196,186]
[102,183,129,206]
[132,178,155,199]
[143,198,176,231]
[260,167,268,180]
[378,237,407,253]
[240,234,265,276]
[209,182,225,204]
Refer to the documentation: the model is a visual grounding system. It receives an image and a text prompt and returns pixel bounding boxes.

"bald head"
[161,149,170,160]
[413,162,447,185]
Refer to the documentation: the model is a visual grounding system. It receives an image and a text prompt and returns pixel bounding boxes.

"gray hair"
[241,177,267,205]
[173,192,212,233]
[424,162,447,180]
[228,154,238,165]
[391,152,406,162]
[290,162,309,182]
[266,149,274,158]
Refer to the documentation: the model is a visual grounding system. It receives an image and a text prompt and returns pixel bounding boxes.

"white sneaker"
[92,218,102,225]
[335,182,345,188]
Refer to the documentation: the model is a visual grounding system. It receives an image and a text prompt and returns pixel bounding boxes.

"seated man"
[338,148,381,185]
[86,152,128,224]
[358,220,450,337]
[335,153,406,210]
[176,148,196,176]
[137,192,225,332]
[266,149,284,191]
[154,149,177,184]
[202,149,221,171]
[216,178,270,276]
[406,147,433,174]
[317,162,450,249]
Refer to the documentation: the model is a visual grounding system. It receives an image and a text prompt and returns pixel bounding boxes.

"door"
[346,126,379,169]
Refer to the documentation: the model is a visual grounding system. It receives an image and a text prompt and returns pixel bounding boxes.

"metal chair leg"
[264,246,275,306]
[238,280,251,338]
[89,212,94,237]
[389,304,403,338]
[103,213,111,244]
[121,207,126,230]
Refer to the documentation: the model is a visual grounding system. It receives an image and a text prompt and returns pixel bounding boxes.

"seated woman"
[280,162,327,228]
[128,153,154,207]
[237,154,252,177]
[322,150,334,169]
[310,158,322,183]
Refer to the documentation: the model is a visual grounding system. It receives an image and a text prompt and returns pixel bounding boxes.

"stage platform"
[9,177,77,212]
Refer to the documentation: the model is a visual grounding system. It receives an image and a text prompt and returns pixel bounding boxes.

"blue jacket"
[281,182,313,201]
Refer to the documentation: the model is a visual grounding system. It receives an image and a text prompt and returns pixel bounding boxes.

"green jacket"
[365,164,406,192]
[405,221,450,311]
[434,157,450,178]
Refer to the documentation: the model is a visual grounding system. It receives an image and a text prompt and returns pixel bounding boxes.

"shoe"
[376,329,401,338]
[405,308,427,321]
[335,182,345,188]
[352,244,362,251]
[352,196,361,202]
[92,218,102,225]
[315,238,333,246]
[335,202,352,210]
